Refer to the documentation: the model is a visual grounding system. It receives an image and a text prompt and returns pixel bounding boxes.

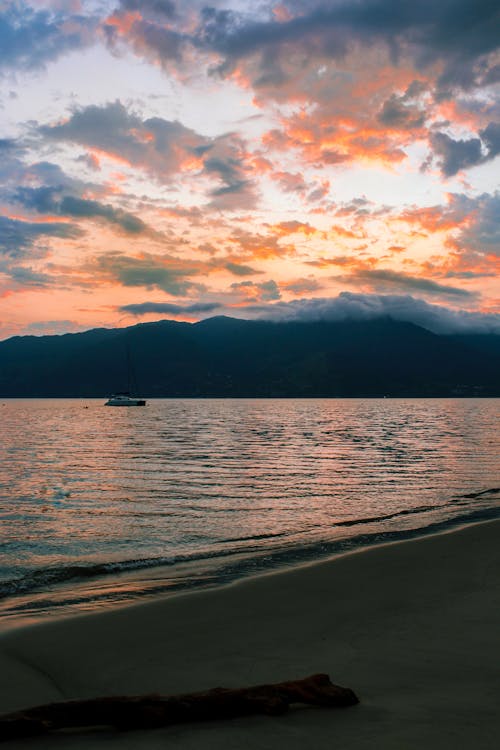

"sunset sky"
[1,0,499,339]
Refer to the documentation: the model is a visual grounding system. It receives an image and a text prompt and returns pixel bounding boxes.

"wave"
[456,487,500,500]
[332,503,442,527]
[2,505,499,604]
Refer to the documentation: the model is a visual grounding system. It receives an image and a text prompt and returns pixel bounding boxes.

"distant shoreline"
[2,317,499,397]
[2,394,500,399]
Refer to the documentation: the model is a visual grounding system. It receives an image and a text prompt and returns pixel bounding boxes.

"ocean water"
[0,398,498,628]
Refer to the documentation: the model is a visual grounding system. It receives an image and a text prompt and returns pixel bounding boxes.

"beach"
[0,519,498,749]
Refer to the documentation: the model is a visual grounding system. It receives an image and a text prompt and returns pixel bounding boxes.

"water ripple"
[0,397,498,623]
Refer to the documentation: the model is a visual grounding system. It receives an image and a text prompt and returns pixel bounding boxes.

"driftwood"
[0,673,358,741]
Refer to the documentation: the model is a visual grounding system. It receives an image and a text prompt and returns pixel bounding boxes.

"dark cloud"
[61,197,150,235]
[246,292,500,334]
[450,192,500,254]
[257,279,281,301]
[105,15,187,66]
[0,261,53,288]
[231,279,281,301]
[204,156,242,185]
[193,1,499,94]
[3,1,498,100]
[479,122,500,159]
[0,2,94,73]
[22,320,87,335]
[104,1,186,66]
[0,215,82,258]
[0,138,19,151]
[118,301,221,316]
[399,191,500,265]
[93,253,200,295]
[0,159,90,214]
[3,152,158,237]
[283,277,323,294]
[429,129,497,176]
[13,187,152,236]
[39,101,207,181]
[341,267,477,300]
[208,178,256,209]
[378,85,427,130]
[202,134,258,210]
[119,0,177,18]
[224,262,260,276]
[335,197,374,217]
[51,103,177,181]
[39,102,257,207]
[76,152,101,172]
[14,186,60,214]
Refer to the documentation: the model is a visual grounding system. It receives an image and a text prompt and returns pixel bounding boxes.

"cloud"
[224,261,260,276]
[246,292,500,334]
[228,229,296,259]
[4,156,158,237]
[449,192,500,255]
[39,101,206,179]
[195,1,499,93]
[118,301,221,316]
[479,122,500,159]
[0,1,95,73]
[39,101,257,206]
[282,277,323,294]
[0,215,82,258]
[0,158,100,220]
[0,261,54,288]
[203,133,258,210]
[119,1,177,19]
[104,3,187,70]
[92,252,203,295]
[270,221,321,237]
[429,129,495,176]
[15,188,153,236]
[22,319,87,335]
[400,191,500,257]
[378,87,427,130]
[340,267,478,300]
[0,138,22,153]
[61,196,150,235]
[231,279,281,301]
[4,1,499,102]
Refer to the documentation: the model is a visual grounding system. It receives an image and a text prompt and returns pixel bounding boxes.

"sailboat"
[105,393,146,406]
[105,338,146,406]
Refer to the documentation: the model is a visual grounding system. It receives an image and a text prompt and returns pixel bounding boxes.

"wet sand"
[0,519,499,749]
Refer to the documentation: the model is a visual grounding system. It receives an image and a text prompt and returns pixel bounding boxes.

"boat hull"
[105,397,146,406]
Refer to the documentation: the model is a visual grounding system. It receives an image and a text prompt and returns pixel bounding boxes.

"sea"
[0,398,498,630]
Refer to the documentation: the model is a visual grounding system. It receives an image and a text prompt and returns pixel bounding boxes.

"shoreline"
[1,518,499,748]
[1,505,499,632]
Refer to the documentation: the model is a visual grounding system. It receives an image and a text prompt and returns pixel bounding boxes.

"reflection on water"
[0,398,498,624]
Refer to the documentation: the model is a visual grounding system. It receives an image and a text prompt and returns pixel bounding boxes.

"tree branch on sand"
[0,673,359,740]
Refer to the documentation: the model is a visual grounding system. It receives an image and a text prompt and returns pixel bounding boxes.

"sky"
[0,0,499,339]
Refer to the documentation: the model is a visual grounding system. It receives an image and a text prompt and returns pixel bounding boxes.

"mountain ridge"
[0,316,498,397]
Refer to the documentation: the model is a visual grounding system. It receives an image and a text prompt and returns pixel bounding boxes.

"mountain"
[0,316,498,397]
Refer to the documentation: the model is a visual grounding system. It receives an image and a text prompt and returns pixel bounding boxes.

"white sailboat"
[105,339,146,406]
[105,393,146,406]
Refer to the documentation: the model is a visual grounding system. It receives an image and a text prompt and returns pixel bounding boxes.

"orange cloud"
[105,10,141,36]
[398,205,468,233]
[268,221,322,238]
[88,148,132,168]
[227,229,296,260]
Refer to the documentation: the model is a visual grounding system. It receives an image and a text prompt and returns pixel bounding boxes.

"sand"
[0,519,499,749]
